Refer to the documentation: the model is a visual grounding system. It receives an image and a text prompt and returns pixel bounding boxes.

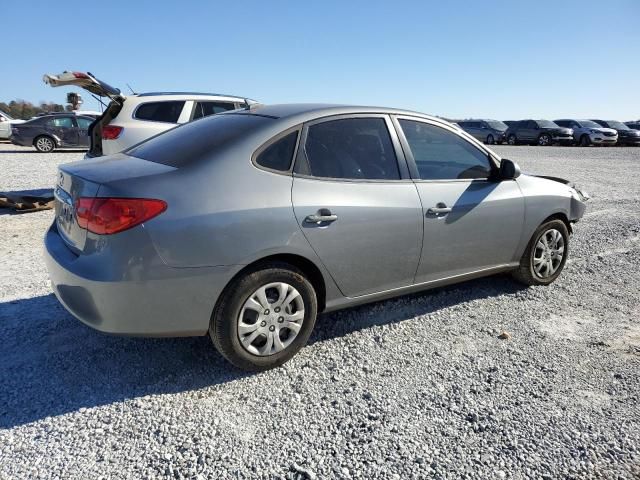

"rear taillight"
[74,197,166,235]
[102,125,123,140]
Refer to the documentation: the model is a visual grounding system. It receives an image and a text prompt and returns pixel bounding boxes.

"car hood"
[530,174,590,201]
[592,127,617,135]
[619,129,640,136]
[542,127,572,135]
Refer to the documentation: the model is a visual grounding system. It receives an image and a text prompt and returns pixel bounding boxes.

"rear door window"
[398,119,492,180]
[300,117,400,180]
[48,117,74,128]
[192,101,237,120]
[76,117,93,129]
[134,101,186,123]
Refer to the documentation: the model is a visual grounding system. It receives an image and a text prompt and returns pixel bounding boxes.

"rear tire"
[34,135,55,153]
[209,262,318,371]
[512,219,569,286]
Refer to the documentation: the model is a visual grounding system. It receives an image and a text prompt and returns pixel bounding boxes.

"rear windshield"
[127,113,271,167]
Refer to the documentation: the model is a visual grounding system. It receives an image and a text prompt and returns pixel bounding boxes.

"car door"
[518,120,534,142]
[394,117,525,283]
[48,116,78,146]
[468,122,484,141]
[75,116,92,147]
[291,115,423,297]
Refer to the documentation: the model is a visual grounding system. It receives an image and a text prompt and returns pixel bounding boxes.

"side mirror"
[499,158,521,180]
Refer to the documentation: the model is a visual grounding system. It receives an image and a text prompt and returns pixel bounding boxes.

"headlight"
[590,129,600,134]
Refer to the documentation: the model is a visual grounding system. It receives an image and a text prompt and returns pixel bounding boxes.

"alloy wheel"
[538,134,551,146]
[36,137,54,152]
[508,135,516,145]
[237,282,305,356]
[486,135,494,145]
[532,228,565,278]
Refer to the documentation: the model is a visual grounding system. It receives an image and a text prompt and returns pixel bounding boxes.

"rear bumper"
[44,222,235,337]
[10,134,31,147]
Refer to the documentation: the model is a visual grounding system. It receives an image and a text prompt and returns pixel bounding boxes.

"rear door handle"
[427,203,452,215]
[305,209,338,224]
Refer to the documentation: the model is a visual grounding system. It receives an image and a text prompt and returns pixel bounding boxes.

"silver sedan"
[45,104,588,370]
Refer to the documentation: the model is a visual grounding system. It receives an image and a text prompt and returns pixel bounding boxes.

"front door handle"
[427,203,452,215]
[305,208,338,224]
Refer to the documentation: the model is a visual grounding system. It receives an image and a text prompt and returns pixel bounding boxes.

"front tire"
[507,134,517,145]
[34,135,55,153]
[512,219,569,286]
[210,262,318,371]
[579,135,591,147]
[538,133,552,146]
[486,134,495,145]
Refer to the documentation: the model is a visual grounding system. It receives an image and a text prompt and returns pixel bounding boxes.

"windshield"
[604,120,629,130]
[486,121,508,130]
[127,113,272,167]
[537,120,558,128]
[578,120,601,129]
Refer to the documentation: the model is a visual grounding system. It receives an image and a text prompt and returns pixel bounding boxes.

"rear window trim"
[132,100,188,124]
[251,125,302,176]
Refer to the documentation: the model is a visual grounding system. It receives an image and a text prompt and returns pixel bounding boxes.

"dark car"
[625,121,640,131]
[505,120,574,146]
[592,120,640,146]
[10,114,93,152]
[457,119,508,144]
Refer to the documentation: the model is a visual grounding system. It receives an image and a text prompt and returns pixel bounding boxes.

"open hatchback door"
[43,71,123,100]
[43,71,126,157]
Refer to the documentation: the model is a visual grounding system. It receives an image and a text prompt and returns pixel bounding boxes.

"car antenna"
[126,83,136,95]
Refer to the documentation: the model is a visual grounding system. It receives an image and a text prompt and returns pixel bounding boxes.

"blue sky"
[3,0,639,120]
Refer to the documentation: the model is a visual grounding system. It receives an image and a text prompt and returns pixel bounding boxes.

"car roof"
[229,103,445,125]
[135,92,256,101]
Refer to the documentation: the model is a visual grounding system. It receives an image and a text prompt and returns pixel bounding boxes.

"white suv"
[44,71,257,157]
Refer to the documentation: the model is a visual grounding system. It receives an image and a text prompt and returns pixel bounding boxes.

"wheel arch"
[541,212,572,234]
[217,253,328,314]
[33,133,60,147]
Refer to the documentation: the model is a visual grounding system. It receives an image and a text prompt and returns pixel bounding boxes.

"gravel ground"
[0,144,639,479]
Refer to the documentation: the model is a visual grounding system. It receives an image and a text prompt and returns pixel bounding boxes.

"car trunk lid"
[54,167,101,253]
[54,155,176,253]
[43,71,126,158]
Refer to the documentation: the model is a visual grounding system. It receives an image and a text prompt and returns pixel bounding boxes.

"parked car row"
[456,118,640,147]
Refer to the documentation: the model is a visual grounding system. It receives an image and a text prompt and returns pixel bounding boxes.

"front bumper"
[589,134,617,144]
[44,222,235,337]
[553,136,574,145]
[618,136,640,145]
